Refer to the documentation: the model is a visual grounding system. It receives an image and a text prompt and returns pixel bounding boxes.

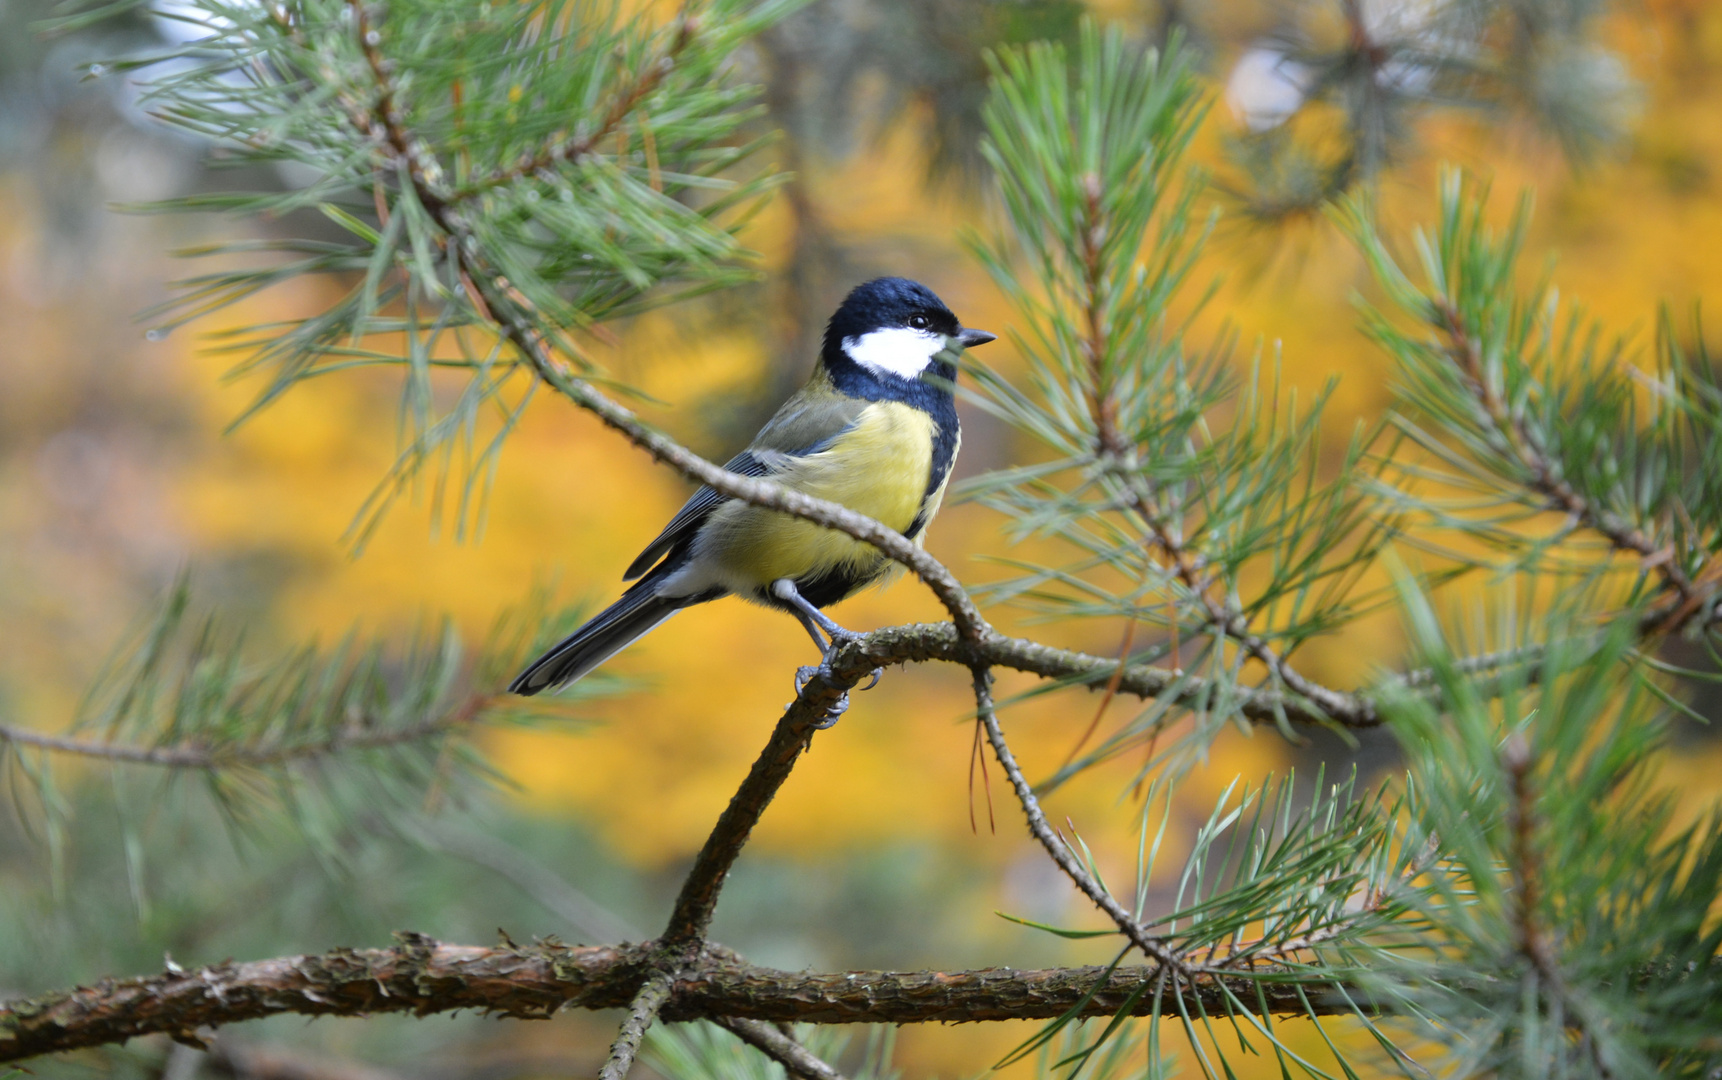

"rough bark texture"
[1,936,1348,1063]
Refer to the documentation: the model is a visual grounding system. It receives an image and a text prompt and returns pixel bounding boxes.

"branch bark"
[0,937,1353,1064]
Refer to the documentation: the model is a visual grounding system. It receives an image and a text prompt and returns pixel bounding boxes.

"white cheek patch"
[842,327,946,379]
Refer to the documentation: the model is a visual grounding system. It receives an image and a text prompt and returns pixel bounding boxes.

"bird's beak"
[956,327,997,348]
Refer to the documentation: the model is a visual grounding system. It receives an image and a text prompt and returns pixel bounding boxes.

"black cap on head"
[823,277,961,352]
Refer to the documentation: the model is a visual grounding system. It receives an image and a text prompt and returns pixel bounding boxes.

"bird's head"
[821,277,995,387]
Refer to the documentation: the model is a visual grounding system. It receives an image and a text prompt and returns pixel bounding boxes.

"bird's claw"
[794,663,884,694]
[791,663,882,727]
[812,693,849,729]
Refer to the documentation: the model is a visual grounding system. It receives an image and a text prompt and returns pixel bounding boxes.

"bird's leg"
[788,607,833,654]
[771,578,862,644]
[772,579,884,726]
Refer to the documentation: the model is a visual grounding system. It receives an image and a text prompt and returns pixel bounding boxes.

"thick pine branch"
[0,937,1350,1064]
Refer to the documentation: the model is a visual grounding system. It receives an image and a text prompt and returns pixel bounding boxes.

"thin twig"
[970,667,1188,975]
[716,1019,849,1080]
[599,971,676,1080]
[662,665,864,944]
[834,622,1376,728]
[1436,299,1708,632]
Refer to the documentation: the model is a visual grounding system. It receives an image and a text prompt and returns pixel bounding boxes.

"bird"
[508,277,995,718]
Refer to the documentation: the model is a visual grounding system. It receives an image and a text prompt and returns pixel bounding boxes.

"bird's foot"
[792,662,885,728]
[822,623,865,645]
[793,663,824,696]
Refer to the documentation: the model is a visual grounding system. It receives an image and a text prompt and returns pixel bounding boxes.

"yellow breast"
[696,402,937,589]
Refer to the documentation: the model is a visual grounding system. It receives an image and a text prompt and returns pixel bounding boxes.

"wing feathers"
[624,450,769,580]
[622,390,870,580]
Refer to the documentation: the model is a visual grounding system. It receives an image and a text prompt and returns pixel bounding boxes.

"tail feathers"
[510,583,689,696]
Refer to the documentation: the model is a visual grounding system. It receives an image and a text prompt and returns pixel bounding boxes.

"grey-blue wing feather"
[620,389,870,581]
[623,450,769,580]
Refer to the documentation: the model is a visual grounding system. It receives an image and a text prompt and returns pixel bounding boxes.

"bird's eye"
[908,314,931,330]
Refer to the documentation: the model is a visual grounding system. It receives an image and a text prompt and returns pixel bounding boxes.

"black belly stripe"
[787,560,882,609]
[906,413,958,539]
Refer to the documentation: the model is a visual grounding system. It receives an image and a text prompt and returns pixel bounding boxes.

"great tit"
[509,277,995,706]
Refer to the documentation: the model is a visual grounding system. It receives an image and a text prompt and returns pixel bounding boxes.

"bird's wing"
[621,392,870,580]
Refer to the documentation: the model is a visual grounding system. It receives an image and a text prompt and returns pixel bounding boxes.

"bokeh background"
[4,0,1722,1076]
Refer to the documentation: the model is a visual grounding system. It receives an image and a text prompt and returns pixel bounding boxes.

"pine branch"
[971,667,1187,974]
[584,657,865,1077]
[714,1019,850,1080]
[31,597,1643,802]
[0,694,493,769]
[1111,474,1371,724]
[1501,734,1618,1079]
[1434,297,1708,622]
[0,937,1353,1064]
[1069,135,1361,725]
[837,623,1377,727]
[661,669,860,944]
[451,7,700,201]
[600,972,677,1080]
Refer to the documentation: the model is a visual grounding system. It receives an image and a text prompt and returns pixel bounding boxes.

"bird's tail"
[509,573,706,696]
